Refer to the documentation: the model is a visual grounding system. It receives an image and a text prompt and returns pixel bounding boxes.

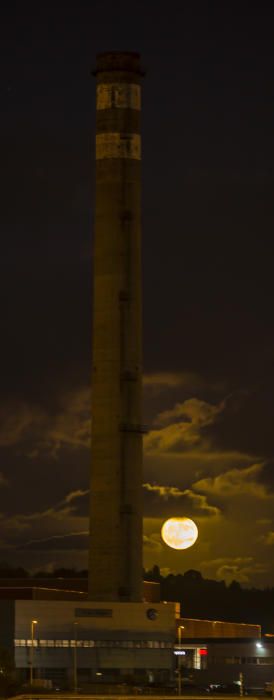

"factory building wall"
[15,600,176,637]
[193,638,274,689]
[178,639,274,690]
[180,617,261,639]
[12,600,177,686]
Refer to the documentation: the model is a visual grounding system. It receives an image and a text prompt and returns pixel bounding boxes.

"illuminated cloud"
[143,533,163,552]
[0,489,90,555]
[193,463,270,499]
[21,531,89,551]
[262,532,274,545]
[144,397,225,455]
[201,557,269,584]
[156,398,223,427]
[143,482,220,517]
[143,372,204,392]
[64,489,89,506]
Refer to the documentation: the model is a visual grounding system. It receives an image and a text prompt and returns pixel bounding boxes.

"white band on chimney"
[96,83,141,110]
[96,133,141,160]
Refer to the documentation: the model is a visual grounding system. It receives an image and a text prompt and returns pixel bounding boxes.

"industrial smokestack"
[89,52,144,601]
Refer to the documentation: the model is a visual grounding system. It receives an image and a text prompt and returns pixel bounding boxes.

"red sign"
[199,649,208,656]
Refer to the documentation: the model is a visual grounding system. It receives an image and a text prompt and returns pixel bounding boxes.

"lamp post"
[177,625,184,696]
[73,621,78,693]
[30,620,38,686]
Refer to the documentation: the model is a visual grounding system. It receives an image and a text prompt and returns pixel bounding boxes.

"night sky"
[1,1,274,587]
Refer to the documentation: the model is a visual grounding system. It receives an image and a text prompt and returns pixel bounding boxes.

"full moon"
[161,517,198,550]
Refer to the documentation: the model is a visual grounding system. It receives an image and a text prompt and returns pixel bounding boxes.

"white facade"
[11,600,178,686]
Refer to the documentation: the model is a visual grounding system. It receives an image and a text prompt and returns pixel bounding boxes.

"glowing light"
[161,517,198,550]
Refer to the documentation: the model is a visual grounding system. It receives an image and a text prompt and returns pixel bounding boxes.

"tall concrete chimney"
[89,52,144,601]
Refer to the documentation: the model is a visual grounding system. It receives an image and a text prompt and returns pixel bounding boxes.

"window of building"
[14,638,172,650]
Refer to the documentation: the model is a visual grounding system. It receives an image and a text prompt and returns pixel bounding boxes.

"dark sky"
[1,1,274,587]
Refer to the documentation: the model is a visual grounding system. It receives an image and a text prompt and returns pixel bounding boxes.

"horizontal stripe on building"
[96,133,141,160]
[97,83,141,110]
[96,109,140,134]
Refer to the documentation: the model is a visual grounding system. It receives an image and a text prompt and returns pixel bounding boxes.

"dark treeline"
[0,563,88,578]
[145,566,274,634]
[0,563,273,633]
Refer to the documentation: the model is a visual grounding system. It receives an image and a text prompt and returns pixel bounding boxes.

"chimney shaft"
[89,52,143,601]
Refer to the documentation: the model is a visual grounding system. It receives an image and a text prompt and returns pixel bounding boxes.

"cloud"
[0,388,91,457]
[156,398,223,427]
[261,531,274,545]
[44,389,91,454]
[143,533,163,552]
[63,489,89,514]
[143,482,220,518]
[201,557,269,584]
[143,372,204,392]
[193,463,270,499]
[0,402,43,447]
[0,488,90,554]
[143,372,225,395]
[21,531,89,551]
[202,380,274,459]
[144,398,225,455]
[20,488,89,523]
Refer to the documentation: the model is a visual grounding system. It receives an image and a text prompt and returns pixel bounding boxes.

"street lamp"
[177,625,185,696]
[30,620,38,686]
[73,621,78,693]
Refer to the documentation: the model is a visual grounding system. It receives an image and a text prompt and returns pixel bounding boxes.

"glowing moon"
[161,517,198,550]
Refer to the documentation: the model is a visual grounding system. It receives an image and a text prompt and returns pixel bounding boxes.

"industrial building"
[2,589,273,690]
[176,631,274,691]
[0,598,178,687]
